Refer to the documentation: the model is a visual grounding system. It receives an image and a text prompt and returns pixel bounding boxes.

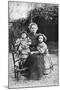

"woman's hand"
[31,51,39,54]
[31,51,35,54]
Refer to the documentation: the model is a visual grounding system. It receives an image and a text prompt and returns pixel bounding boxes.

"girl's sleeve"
[37,43,48,54]
[15,38,20,46]
[19,45,22,51]
[37,46,43,53]
[43,44,49,54]
[27,37,31,45]
[39,48,45,53]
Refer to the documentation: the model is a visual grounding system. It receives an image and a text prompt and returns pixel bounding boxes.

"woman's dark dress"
[24,54,45,80]
[23,32,45,80]
[28,32,38,51]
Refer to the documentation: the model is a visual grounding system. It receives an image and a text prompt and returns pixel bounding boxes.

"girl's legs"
[44,54,53,74]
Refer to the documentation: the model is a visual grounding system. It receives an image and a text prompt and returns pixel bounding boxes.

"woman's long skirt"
[23,54,45,80]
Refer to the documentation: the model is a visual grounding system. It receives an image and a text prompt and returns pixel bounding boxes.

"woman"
[24,22,47,80]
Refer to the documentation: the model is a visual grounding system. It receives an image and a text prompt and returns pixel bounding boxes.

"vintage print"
[8,1,58,88]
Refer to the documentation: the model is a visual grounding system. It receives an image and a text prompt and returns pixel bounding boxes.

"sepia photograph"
[8,1,59,88]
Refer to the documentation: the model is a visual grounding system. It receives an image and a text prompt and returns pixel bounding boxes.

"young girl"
[37,34,53,74]
[15,31,31,69]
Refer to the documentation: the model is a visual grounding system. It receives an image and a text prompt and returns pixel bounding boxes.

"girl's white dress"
[37,42,52,73]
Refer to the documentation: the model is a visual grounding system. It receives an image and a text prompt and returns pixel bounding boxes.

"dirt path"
[8,53,59,88]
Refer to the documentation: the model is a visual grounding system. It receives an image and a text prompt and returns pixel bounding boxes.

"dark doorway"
[33,16,58,42]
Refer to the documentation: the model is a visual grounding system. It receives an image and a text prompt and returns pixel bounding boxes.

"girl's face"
[21,33,27,39]
[38,36,43,43]
[30,25,38,33]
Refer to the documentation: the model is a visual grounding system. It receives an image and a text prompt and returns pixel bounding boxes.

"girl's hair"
[20,30,28,37]
[37,34,47,42]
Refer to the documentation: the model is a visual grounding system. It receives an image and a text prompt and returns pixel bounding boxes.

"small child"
[37,34,48,54]
[15,31,31,69]
[37,34,53,74]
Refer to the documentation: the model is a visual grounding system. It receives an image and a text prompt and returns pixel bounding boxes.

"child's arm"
[37,47,45,53]
[37,43,48,54]
[15,38,21,46]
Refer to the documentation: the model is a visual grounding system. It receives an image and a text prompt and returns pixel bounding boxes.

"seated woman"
[23,23,47,80]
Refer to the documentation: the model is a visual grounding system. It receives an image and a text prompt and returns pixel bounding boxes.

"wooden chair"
[12,45,27,80]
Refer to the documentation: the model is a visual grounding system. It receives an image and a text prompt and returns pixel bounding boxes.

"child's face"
[21,33,27,38]
[30,25,38,33]
[38,36,43,43]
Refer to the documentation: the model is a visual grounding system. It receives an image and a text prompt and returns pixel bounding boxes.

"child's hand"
[37,47,44,53]
[39,49,44,54]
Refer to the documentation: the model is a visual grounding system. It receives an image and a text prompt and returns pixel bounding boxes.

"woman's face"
[38,36,43,43]
[30,25,38,34]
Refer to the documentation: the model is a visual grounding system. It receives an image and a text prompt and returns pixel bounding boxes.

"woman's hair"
[28,22,38,30]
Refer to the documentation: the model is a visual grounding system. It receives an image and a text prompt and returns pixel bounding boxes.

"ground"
[8,52,59,88]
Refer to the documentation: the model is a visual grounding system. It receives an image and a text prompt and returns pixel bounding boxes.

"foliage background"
[8,2,58,52]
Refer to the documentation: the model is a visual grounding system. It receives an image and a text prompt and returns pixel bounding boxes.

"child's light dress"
[15,37,31,67]
[37,42,52,73]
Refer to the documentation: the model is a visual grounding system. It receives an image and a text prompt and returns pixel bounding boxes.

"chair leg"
[16,71,19,80]
[14,70,17,78]
[14,69,19,80]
